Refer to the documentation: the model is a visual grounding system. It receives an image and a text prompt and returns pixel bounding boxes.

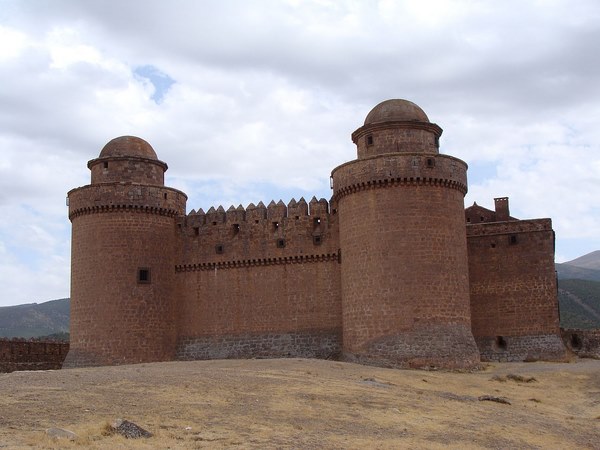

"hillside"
[0,358,598,448]
[558,279,600,329]
[556,263,600,282]
[0,298,70,338]
[562,250,600,270]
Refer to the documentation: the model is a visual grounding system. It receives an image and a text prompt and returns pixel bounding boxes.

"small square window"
[138,268,151,284]
[232,224,240,235]
[313,235,322,245]
[276,238,285,248]
[103,161,109,169]
[215,244,224,254]
[426,158,435,168]
[509,235,518,245]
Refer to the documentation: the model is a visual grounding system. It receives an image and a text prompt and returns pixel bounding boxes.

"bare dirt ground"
[0,357,599,449]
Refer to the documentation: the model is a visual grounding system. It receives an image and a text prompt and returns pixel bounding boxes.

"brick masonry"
[65,100,569,370]
[0,339,69,373]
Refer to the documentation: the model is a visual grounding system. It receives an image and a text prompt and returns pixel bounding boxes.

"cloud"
[0,0,599,304]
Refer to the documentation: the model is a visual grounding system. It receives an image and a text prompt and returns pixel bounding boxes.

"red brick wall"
[352,122,442,159]
[174,198,342,359]
[0,339,69,372]
[65,208,181,367]
[332,153,479,369]
[89,157,166,185]
[467,219,566,361]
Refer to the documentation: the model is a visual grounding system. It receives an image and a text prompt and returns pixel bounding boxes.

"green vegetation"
[558,279,600,329]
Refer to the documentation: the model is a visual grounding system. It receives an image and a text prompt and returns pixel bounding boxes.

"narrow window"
[466,217,471,223]
[232,224,240,235]
[480,216,484,222]
[366,135,374,146]
[313,235,322,245]
[194,227,199,236]
[137,268,151,284]
[276,238,285,248]
[163,193,167,200]
[272,221,279,231]
[313,217,321,230]
[509,235,518,245]
[215,244,224,254]
[103,161,109,169]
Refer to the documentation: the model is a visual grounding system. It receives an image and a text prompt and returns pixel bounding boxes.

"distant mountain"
[0,298,70,338]
[556,250,600,282]
[562,250,600,271]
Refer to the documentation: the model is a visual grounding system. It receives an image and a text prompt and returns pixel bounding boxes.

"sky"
[0,0,599,307]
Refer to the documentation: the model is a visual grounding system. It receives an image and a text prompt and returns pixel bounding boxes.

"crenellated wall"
[0,339,69,373]
[174,197,342,359]
[65,101,573,370]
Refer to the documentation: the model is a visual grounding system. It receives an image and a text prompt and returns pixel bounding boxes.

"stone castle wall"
[64,181,187,368]
[561,329,600,359]
[63,101,572,370]
[467,219,566,361]
[174,197,342,359]
[331,151,479,369]
[0,339,69,373]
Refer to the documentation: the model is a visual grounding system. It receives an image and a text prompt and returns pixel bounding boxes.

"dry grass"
[0,358,599,449]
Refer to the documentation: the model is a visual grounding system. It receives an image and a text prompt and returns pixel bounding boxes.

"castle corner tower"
[63,136,187,367]
[332,100,480,369]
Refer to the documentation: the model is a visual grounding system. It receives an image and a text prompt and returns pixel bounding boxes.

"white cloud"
[0,0,599,304]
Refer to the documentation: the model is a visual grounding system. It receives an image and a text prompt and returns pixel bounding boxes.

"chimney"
[494,197,510,221]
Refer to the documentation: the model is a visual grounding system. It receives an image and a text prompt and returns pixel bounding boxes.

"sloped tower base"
[344,324,480,369]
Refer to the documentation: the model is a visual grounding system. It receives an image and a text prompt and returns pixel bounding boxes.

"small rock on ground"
[111,419,152,439]
[46,427,77,440]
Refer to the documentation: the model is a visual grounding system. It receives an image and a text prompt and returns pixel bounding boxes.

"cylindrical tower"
[63,136,187,367]
[332,100,480,369]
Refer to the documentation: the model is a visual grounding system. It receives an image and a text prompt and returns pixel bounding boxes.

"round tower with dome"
[332,99,480,369]
[63,136,187,367]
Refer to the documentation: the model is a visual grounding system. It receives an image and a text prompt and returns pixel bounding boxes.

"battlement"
[179,196,339,267]
[68,182,187,220]
[331,152,468,200]
[466,218,553,237]
[186,196,331,223]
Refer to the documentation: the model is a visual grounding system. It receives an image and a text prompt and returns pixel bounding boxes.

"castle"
[63,99,567,369]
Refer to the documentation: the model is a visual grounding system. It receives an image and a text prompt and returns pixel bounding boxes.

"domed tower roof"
[88,136,167,185]
[99,136,158,160]
[364,99,430,125]
[351,99,441,158]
